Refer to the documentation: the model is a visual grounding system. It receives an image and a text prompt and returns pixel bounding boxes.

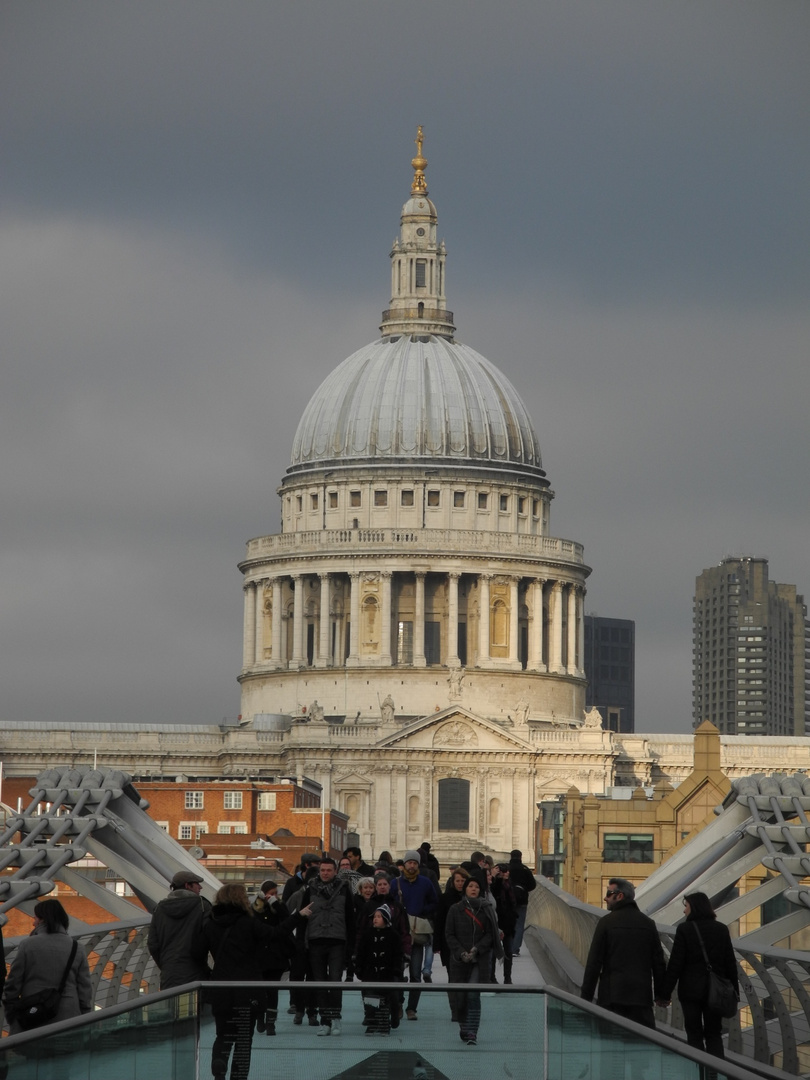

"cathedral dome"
[288,334,544,476]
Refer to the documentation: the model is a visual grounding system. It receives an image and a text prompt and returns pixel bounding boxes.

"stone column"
[447,572,460,668]
[347,572,361,666]
[271,578,284,668]
[291,574,305,667]
[243,582,256,669]
[529,578,546,671]
[316,573,331,668]
[509,577,520,666]
[549,581,564,673]
[380,572,393,665]
[254,579,264,664]
[577,586,586,677]
[413,571,427,667]
[567,584,577,675]
[478,573,491,665]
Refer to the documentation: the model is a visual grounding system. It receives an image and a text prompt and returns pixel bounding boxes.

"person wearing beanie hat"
[356,901,403,1035]
[147,867,212,990]
[393,850,440,1020]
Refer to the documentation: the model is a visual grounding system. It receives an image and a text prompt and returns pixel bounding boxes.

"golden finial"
[411,125,428,194]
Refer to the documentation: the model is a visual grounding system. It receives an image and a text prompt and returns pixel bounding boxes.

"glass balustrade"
[0,983,773,1080]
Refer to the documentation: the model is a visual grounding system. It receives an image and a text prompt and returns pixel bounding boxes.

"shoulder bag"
[693,923,738,1019]
[12,939,78,1030]
[394,882,432,944]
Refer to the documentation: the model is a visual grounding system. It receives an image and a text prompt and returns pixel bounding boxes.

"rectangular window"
[425,621,441,665]
[310,493,318,510]
[478,492,488,510]
[350,491,361,508]
[296,495,303,511]
[602,833,654,864]
[518,497,527,514]
[185,791,204,810]
[499,494,509,512]
[415,259,427,288]
[453,491,465,508]
[374,490,388,507]
[397,620,414,664]
[401,490,414,507]
[257,792,277,811]
[427,489,440,507]
[179,824,193,841]
[223,791,243,810]
[328,491,338,509]
[532,499,540,518]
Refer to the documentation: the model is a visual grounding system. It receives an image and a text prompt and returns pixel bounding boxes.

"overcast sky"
[2,1,808,735]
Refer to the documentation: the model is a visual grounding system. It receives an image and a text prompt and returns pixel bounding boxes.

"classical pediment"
[332,769,374,788]
[375,706,535,753]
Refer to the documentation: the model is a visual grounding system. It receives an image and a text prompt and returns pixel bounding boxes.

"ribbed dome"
[288,335,544,476]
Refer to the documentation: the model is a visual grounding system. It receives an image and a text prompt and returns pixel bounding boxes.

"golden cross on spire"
[411,125,427,194]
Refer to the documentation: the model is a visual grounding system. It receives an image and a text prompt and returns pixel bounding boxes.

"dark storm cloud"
[1,1,808,732]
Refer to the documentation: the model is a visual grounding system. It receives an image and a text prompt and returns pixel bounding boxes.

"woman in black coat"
[661,892,738,1059]
[204,884,310,1080]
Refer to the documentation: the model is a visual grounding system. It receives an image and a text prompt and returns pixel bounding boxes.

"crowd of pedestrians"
[144,844,535,1073]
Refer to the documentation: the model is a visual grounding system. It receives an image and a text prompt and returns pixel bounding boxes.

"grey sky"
[1,1,808,733]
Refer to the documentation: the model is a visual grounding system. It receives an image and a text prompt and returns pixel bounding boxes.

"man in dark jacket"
[282,853,321,904]
[303,857,355,1036]
[508,849,536,955]
[581,877,667,1029]
[147,869,212,989]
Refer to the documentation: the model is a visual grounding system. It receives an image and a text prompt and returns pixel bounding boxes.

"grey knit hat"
[403,849,421,864]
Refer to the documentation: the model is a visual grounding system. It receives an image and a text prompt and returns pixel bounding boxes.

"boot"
[265,1008,277,1036]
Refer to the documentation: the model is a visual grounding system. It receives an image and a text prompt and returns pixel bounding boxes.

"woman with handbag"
[660,892,739,1059]
[3,899,92,1032]
[444,876,501,1046]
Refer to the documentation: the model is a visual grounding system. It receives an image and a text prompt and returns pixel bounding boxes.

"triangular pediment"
[376,706,535,753]
[332,769,374,788]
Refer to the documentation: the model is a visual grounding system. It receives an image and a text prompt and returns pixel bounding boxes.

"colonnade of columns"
[242,569,585,677]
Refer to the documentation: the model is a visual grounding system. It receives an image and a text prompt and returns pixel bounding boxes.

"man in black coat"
[581,877,666,1029]
[507,849,536,955]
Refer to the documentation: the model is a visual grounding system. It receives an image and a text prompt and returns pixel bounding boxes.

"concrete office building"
[583,615,635,732]
[692,556,808,736]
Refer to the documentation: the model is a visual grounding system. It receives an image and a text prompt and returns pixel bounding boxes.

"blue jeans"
[421,940,434,978]
[407,941,427,1012]
[308,939,345,1022]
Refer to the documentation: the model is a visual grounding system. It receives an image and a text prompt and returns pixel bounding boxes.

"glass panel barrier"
[0,983,779,1080]
[0,989,199,1080]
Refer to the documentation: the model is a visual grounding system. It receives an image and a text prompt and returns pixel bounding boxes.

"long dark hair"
[684,891,716,921]
[33,898,70,933]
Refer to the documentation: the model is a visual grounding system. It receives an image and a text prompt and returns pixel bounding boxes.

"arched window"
[438,778,470,831]
[362,596,379,654]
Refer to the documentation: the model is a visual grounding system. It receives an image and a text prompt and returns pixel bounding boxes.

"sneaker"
[316,1025,331,1037]
[293,1012,304,1025]
[308,1015,319,1027]
[466,1035,477,1046]
[330,1020,341,1036]
[406,1009,418,1021]
[265,1021,276,1036]
[422,974,432,983]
